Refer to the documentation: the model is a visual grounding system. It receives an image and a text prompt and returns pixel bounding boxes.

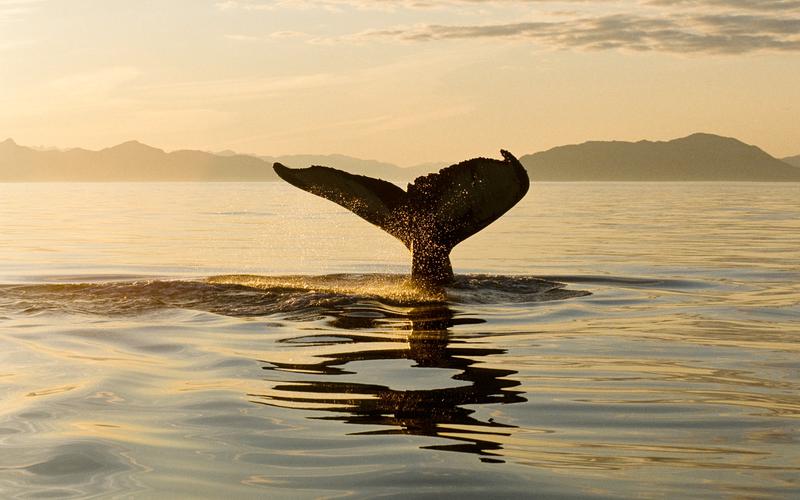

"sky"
[1,0,798,165]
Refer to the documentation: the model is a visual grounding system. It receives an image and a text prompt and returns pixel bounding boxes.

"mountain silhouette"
[782,154,800,168]
[2,133,799,182]
[519,133,800,181]
[0,138,276,181]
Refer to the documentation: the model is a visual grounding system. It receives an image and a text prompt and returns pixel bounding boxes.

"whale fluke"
[272,164,412,247]
[274,150,530,286]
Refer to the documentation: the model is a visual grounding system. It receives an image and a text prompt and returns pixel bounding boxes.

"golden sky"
[1,0,798,165]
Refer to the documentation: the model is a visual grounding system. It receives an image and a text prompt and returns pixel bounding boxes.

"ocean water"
[0,182,798,498]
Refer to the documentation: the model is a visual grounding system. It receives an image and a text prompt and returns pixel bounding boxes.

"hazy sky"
[1,0,798,165]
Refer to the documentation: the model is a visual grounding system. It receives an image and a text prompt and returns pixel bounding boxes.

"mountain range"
[783,154,800,168]
[520,133,800,181]
[1,133,798,182]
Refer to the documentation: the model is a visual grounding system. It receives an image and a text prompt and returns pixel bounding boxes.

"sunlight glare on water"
[0,182,798,498]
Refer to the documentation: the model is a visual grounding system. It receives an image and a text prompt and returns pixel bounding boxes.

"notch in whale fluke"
[273,150,530,286]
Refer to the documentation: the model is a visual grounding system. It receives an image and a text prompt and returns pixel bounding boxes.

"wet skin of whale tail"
[273,150,530,287]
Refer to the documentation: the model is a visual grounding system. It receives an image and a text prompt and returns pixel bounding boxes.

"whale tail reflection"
[273,150,530,286]
[251,305,527,461]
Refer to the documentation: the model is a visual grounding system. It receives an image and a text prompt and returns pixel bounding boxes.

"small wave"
[0,274,589,318]
[448,275,590,304]
[540,274,712,290]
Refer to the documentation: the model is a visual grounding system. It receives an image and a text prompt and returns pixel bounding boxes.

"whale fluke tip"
[500,149,519,164]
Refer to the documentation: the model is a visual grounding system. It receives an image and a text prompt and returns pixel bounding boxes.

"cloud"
[49,67,142,96]
[331,10,800,53]
[698,12,800,33]
[269,30,309,38]
[0,39,34,50]
[215,0,615,11]
[646,1,800,12]
[224,34,263,41]
[132,72,357,106]
[0,0,45,6]
[215,0,800,10]
[0,0,44,22]
[224,31,309,41]
[214,1,799,54]
[218,0,800,8]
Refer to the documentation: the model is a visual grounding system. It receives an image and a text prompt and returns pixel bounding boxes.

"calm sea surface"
[0,182,798,498]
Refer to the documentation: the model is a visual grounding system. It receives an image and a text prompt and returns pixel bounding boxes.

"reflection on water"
[254,305,526,462]
[0,182,799,498]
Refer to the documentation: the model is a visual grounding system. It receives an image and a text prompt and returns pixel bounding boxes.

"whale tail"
[273,150,530,285]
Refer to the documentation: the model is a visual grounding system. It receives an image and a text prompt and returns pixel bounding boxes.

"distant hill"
[782,154,800,168]
[0,139,430,182]
[520,133,800,181]
[0,139,278,181]
[2,133,799,182]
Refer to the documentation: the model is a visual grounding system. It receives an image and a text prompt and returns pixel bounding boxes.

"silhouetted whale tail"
[273,150,529,286]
